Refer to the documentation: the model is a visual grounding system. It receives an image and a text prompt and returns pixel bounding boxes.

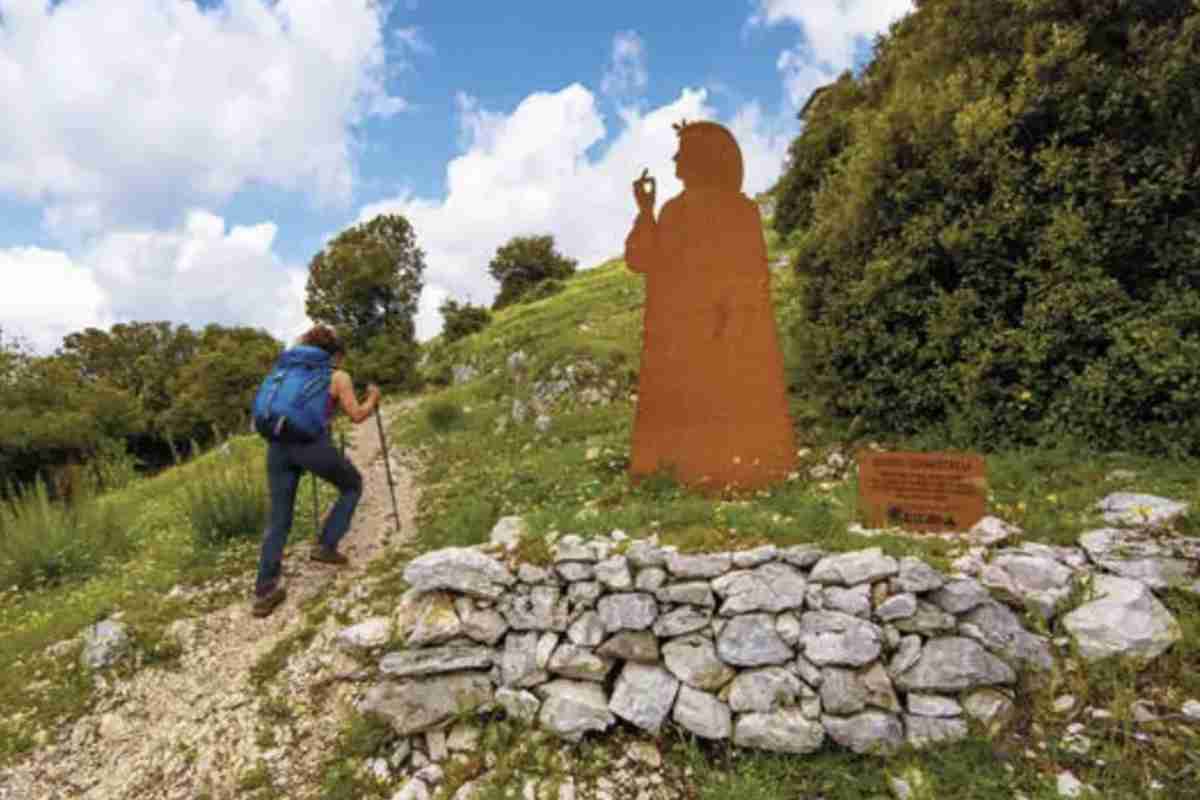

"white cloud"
[601,31,648,97]
[356,83,792,341]
[0,246,112,354]
[0,210,312,354]
[0,0,415,238]
[750,0,914,107]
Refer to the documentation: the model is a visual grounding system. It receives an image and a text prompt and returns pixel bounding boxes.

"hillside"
[1,212,1199,799]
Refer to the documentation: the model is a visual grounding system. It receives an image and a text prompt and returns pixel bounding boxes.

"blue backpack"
[251,345,334,443]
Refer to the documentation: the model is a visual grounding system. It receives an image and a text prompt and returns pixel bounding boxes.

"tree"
[439,299,492,342]
[487,235,576,310]
[163,325,282,441]
[306,214,426,345]
[775,0,1200,456]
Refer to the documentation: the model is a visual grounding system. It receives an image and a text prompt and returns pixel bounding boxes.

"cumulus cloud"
[355,83,791,341]
[750,0,914,108]
[0,246,112,354]
[601,31,648,98]
[1,210,312,354]
[0,0,415,238]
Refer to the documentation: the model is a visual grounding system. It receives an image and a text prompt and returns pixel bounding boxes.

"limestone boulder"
[362,673,493,735]
[822,711,904,755]
[672,685,732,740]
[404,549,515,599]
[733,709,825,754]
[809,548,898,586]
[536,680,615,742]
[1060,575,1181,662]
[716,613,794,667]
[80,620,130,670]
[894,637,1016,692]
[1095,493,1189,529]
[380,645,494,678]
[712,563,807,615]
[596,593,658,632]
[662,634,736,690]
[608,663,680,734]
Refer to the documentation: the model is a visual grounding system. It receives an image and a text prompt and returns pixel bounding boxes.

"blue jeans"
[256,435,362,595]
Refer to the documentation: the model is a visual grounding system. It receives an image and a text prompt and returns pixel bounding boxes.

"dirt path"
[0,402,420,800]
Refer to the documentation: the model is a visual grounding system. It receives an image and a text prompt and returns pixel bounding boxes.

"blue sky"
[0,0,912,352]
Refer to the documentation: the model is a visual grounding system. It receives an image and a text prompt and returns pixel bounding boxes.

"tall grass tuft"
[0,480,135,590]
[184,454,268,548]
[426,400,466,433]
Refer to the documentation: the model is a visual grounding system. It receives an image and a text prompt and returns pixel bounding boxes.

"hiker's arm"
[332,371,380,423]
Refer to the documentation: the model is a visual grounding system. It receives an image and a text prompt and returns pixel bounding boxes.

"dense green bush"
[439,299,493,343]
[777,0,1200,455]
[488,235,577,310]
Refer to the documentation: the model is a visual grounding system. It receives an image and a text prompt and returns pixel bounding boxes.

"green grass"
[182,449,270,548]
[0,478,138,591]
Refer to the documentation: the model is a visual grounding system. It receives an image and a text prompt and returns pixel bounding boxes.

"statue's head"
[672,120,744,192]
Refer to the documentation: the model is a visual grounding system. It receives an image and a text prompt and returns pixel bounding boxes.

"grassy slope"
[0,433,346,767]
[401,225,1200,799]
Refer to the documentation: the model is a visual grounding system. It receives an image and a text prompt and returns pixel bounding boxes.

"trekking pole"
[374,408,401,533]
[312,472,319,538]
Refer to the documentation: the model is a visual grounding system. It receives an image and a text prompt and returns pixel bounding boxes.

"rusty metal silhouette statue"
[625,120,795,492]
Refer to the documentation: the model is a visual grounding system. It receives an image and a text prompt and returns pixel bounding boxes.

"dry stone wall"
[358,533,1050,757]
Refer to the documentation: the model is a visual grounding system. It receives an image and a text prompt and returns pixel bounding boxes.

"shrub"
[425,401,465,433]
[488,235,577,310]
[0,480,135,590]
[184,455,268,548]
[439,299,493,343]
[776,0,1200,455]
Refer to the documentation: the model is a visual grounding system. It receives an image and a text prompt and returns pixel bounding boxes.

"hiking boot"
[251,585,287,617]
[310,545,349,566]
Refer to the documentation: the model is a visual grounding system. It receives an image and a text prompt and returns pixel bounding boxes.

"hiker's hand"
[633,168,655,216]
[367,384,381,402]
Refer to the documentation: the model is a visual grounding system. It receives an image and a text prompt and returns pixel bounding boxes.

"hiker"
[251,324,381,617]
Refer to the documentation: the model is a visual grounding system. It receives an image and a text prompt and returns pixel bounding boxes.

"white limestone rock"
[404,548,516,599]
[727,667,803,713]
[608,663,680,734]
[809,548,899,586]
[798,611,883,667]
[380,645,494,678]
[489,517,528,551]
[665,552,733,578]
[822,711,904,755]
[336,617,392,651]
[662,634,736,691]
[711,563,808,615]
[1060,575,1181,662]
[733,709,825,754]
[596,592,658,632]
[361,673,494,736]
[80,620,130,670]
[672,685,732,739]
[895,637,1016,692]
[717,613,794,667]
[1095,493,1189,529]
[536,680,615,742]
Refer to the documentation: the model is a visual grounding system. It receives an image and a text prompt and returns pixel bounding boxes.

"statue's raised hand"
[633,168,656,216]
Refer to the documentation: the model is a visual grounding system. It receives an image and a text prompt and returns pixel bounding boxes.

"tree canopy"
[774,0,1200,456]
[487,235,577,310]
[439,298,492,343]
[305,214,426,389]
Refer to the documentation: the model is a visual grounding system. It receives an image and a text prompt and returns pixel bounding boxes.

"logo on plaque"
[857,450,987,532]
